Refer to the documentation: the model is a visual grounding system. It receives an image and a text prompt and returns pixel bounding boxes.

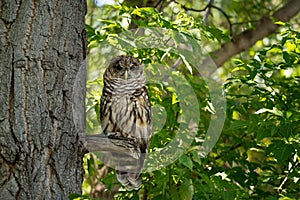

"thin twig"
[277,154,300,193]
[172,0,207,12]
[210,5,233,39]
[203,0,214,23]
[172,0,233,39]
[154,0,163,8]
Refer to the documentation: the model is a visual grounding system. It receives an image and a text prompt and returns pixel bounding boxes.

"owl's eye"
[114,63,123,71]
[130,65,137,70]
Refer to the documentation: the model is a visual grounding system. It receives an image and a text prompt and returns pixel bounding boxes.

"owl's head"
[105,55,145,81]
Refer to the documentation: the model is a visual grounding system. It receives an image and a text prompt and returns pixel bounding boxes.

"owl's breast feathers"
[100,84,151,151]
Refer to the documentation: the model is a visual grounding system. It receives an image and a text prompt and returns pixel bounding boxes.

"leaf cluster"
[77,2,300,200]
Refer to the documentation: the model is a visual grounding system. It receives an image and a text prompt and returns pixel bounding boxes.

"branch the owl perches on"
[85,133,140,159]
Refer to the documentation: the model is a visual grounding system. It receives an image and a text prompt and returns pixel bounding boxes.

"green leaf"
[131,7,158,18]
[69,194,94,200]
[255,107,283,117]
[256,126,272,140]
[205,26,230,42]
[275,21,286,26]
[101,172,117,190]
[191,151,202,165]
[179,154,193,170]
[180,54,193,74]
[266,140,295,163]
[283,51,295,65]
[227,120,248,130]
[179,179,194,200]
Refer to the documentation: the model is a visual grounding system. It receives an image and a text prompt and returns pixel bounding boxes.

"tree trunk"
[0,0,87,199]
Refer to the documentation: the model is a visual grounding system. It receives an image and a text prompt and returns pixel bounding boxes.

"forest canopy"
[75,0,300,199]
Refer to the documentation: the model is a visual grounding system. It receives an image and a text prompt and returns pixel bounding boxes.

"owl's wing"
[99,86,113,134]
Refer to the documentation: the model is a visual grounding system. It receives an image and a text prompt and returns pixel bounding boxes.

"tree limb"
[209,0,300,68]
[85,134,139,157]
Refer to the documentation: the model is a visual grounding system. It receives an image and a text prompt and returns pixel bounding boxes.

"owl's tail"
[116,171,142,190]
[115,153,146,190]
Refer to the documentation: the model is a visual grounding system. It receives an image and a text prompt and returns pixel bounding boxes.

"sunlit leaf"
[255,107,284,117]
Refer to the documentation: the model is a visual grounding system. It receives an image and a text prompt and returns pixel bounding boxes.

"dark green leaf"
[179,154,193,171]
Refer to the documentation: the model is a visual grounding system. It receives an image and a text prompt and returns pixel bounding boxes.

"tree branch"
[85,134,139,158]
[209,0,300,69]
[203,0,214,23]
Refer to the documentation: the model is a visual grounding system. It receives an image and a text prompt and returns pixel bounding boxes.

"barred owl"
[100,55,152,190]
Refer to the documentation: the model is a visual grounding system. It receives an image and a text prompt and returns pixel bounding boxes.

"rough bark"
[0,0,87,199]
[86,134,140,157]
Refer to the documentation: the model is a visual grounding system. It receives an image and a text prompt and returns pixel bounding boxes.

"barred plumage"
[100,55,152,190]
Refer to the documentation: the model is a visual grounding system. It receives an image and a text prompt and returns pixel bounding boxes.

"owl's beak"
[124,70,128,80]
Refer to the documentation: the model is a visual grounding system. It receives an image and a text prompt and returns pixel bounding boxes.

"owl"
[100,55,152,190]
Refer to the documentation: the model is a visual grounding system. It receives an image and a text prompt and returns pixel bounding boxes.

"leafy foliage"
[222,24,300,199]
[75,1,300,199]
